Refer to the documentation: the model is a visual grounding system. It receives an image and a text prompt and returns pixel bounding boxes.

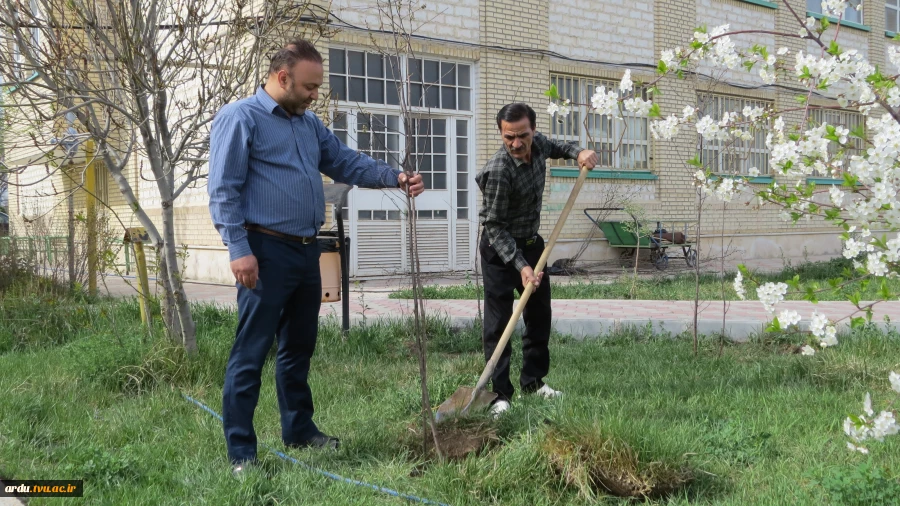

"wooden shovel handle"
[465,165,591,410]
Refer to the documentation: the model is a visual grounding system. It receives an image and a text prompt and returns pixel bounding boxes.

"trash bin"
[318,233,341,302]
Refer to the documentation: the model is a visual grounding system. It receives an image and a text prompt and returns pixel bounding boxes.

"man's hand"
[520,265,544,289]
[399,172,425,197]
[577,149,598,170]
[231,254,259,289]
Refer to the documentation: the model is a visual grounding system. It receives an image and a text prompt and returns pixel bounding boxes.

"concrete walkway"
[99,256,900,341]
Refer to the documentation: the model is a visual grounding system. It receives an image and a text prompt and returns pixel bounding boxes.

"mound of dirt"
[542,428,693,499]
[406,417,500,461]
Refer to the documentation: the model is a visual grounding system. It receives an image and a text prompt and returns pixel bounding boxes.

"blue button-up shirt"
[208,86,401,261]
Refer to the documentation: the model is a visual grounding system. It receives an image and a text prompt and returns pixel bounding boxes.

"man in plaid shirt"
[476,103,597,417]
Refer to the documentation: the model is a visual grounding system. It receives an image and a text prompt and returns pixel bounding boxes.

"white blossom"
[820,325,838,347]
[661,49,677,69]
[809,311,829,337]
[801,345,816,356]
[847,442,869,454]
[547,102,559,116]
[623,97,653,116]
[757,282,788,314]
[829,186,845,207]
[748,167,760,177]
[779,309,801,327]
[619,69,633,93]
[871,411,900,441]
[843,238,866,259]
[650,115,681,140]
[820,0,849,18]
[890,46,900,72]
[590,86,619,117]
[866,252,889,277]
[742,106,765,121]
[733,271,746,300]
[890,371,900,394]
[777,47,789,56]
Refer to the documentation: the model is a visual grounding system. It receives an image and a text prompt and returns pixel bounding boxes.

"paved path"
[99,263,900,341]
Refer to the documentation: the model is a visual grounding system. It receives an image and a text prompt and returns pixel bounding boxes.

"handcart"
[583,207,698,270]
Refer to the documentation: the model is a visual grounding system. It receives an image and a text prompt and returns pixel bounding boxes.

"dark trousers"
[222,231,322,464]
[479,232,552,402]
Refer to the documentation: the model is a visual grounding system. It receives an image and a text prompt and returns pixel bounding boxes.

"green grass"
[391,257,900,301]
[1,286,900,505]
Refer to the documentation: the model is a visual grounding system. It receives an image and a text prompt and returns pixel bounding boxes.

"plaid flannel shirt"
[476,132,583,272]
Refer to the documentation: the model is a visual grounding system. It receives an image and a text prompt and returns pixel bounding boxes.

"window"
[329,48,472,111]
[455,119,470,220]
[408,117,447,190]
[888,0,900,33]
[358,210,402,220]
[407,58,472,111]
[329,49,400,105]
[415,210,448,219]
[697,93,772,175]
[549,74,650,170]
[11,0,40,78]
[356,113,401,170]
[808,107,865,175]
[807,0,862,24]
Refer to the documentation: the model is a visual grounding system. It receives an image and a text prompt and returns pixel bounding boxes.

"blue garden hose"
[183,394,451,506]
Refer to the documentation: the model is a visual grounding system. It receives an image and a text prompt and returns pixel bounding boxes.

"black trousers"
[222,231,322,464]
[479,232,552,402]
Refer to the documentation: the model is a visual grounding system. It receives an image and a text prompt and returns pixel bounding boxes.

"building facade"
[7,0,900,282]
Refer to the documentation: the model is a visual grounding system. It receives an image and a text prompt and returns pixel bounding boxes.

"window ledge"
[807,12,871,32]
[709,174,774,184]
[3,72,40,95]
[736,0,778,9]
[550,168,658,180]
[887,30,899,39]
[806,177,843,185]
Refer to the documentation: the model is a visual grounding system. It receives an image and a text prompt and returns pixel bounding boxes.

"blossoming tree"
[547,0,899,453]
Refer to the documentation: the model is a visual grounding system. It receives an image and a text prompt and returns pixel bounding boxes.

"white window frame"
[328,47,473,113]
[549,74,650,170]
[328,47,476,195]
[12,0,40,78]
[697,93,772,175]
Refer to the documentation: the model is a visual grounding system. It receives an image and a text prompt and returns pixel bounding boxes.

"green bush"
[818,461,900,506]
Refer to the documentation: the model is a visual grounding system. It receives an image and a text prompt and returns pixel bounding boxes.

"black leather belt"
[244,224,315,244]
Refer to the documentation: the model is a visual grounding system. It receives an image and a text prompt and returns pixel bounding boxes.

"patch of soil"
[405,418,500,461]
[542,429,693,499]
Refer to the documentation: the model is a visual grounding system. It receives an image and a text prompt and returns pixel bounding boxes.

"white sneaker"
[490,400,510,418]
[536,384,562,399]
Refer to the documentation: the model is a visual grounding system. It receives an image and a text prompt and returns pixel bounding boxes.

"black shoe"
[286,432,340,451]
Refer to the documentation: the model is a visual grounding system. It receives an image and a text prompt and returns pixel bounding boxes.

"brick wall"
[331,0,480,44]
[549,0,654,65]
[696,0,776,87]
[12,0,894,281]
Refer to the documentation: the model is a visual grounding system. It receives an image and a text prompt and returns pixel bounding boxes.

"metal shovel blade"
[434,387,497,423]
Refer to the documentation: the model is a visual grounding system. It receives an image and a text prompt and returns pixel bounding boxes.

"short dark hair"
[496,103,536,130]
[268,39,323,74]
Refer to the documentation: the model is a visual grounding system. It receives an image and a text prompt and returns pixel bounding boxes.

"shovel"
[435,165,591,422]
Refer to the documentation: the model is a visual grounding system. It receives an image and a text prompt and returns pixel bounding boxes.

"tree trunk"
[159,200,197,353]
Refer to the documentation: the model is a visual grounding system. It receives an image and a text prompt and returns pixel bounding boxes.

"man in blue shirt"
[208,39,423,473]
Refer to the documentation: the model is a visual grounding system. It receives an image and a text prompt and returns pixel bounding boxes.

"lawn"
[1,285,899,505]
[391,257,900,302]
